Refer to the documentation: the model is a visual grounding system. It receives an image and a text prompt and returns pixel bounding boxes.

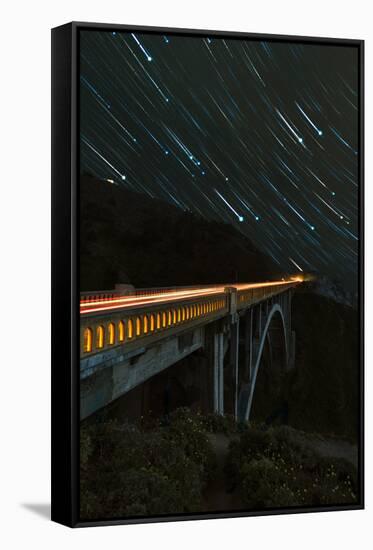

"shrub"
[200,412,238,435]
[167,408,217,481]
[80,409,216,520]
[240,458,301,508]
[225,424,358,509]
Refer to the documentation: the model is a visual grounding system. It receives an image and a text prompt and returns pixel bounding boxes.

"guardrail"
[80,283,222,303]
[237,282,295,309]
[79,281,298,358]
[80,292,228,357]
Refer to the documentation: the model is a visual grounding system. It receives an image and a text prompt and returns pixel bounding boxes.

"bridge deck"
[79,279,300,360]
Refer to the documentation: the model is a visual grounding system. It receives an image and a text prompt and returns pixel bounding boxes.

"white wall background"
[0,0,371,547]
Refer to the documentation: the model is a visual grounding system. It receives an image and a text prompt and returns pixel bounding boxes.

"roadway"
[80,277,302,316]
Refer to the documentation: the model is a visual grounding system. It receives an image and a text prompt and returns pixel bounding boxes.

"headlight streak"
[80,278,302,315]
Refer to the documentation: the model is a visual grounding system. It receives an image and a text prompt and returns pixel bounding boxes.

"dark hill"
[80,174,279,291]
[288,291,359,439]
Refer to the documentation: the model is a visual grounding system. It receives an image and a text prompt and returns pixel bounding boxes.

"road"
[80,278,301,316]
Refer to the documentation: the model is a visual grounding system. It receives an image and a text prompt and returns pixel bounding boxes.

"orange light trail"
[80,278,301,316]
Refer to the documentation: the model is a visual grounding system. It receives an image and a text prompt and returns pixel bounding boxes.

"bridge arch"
[242,303,288,421]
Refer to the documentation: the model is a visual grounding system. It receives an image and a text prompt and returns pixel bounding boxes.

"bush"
[225,425,358,509]
[80,409,216,520]
[80,412,358,518]
[167,408,217,480]
[240,458,301,508]
[200,412,238,435]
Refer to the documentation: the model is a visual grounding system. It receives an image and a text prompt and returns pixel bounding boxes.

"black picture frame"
[51,21,364,528]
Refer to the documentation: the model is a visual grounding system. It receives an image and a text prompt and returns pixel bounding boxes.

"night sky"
[80,30,359,289]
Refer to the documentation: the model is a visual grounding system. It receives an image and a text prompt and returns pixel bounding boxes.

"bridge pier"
[258,303,262,338]
[213,332,224,415]
[230,318,240,419]
[243,309,253,383]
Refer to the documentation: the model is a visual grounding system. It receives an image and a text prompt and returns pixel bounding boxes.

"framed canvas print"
[51,22,364,527]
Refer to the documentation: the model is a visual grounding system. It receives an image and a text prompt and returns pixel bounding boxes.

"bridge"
[80,278,302,421]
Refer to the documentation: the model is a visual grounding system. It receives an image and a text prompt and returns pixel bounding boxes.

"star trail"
[80,30,359,289]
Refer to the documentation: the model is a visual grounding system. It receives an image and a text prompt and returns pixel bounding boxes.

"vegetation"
[80,409,358,520]
[288,292,359,439]
[80,408,216,520]
[226,424,358,509]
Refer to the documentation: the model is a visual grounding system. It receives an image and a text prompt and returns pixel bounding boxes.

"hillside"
[80,174,279,291]
[249,290,359,440]
[289,291,359,439]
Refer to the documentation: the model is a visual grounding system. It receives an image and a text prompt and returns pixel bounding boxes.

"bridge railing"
[130,284,218,297]
[80,282,299,359]
[80,292,229,358]
[237,282,296,308]
[80,284,221,303]
[80,290,120,302]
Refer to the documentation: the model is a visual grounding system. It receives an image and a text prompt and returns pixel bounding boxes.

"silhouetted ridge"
[80,174,279,291]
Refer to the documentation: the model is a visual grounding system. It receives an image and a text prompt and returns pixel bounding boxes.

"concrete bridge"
[80,278,301,421]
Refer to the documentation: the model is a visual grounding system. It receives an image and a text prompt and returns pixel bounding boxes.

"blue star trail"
[80,31,359,289]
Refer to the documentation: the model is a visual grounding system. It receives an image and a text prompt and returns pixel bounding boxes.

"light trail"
[289,257,303,272]
[214,189,244,222]
[81,137,126,180]
[80,278,300,315]
[131,34,152,62]
[296,102,323,136]
[276,109,303,144]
